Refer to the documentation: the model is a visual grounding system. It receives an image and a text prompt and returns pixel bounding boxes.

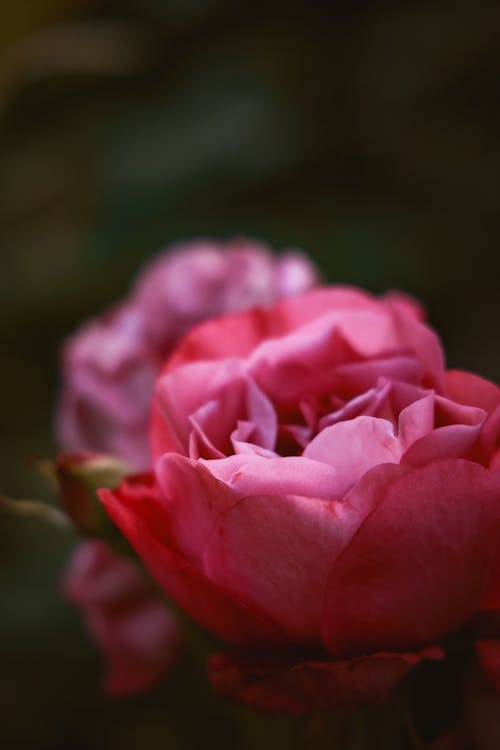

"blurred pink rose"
[57,237,318,696]
[63,540,181,695]
[57,238,318,470]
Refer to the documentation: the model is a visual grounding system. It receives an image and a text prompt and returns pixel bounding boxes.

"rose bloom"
[58,238,318,695]
[99,286,500,714]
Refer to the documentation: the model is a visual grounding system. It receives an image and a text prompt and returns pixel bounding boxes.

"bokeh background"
[1,1,499,747]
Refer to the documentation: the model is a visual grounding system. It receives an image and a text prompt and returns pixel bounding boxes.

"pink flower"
[57,238,318,470]
[63,540,181,695]
[100,286,500,713]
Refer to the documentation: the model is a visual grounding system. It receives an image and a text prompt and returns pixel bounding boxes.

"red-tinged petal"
[400,395,487,466]
[203,464,402,642]
[162,288,382,367]
[445,371,500,415]
[155,454,240,567]
[207,646,442,714]
[99,481,285,646]
[160,305,285,375]
[389,308,445,391]
[401,424,485,467]
[480,406,500,467]
[323,460,500,658]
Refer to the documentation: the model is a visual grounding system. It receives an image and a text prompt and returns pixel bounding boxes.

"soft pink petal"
[249,320,360,406]
[152,359,243,457]
[401,396,486,465]
[201,454,341,500]
[203,463,401,641]
[397,393,435,448]
[189,376,277,459]
[304,416,402,495]
[159,286,438,377]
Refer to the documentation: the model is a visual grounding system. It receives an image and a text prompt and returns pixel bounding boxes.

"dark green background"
[1,1,499,747]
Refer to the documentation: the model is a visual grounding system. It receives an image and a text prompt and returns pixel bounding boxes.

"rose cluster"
[57,236,500,735]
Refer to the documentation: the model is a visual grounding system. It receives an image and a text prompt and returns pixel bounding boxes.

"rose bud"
[98,286,500,714]
[55,452,129,536]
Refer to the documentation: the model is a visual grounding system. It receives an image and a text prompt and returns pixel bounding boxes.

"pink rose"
[57,238,318,696]
[100,286,500,714]
[63,540,181,695]
[57,238,318,470]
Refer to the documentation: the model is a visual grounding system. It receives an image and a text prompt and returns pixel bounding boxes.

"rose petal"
[382,291,426,322]
[201,454,341,499]
[304,416,402,495]
[323,460,500,657]
[99,477,286,646]
[190,376,277,459]
[207,646,442,714]
[152,359,243,457]
[155,454,240,567]
[446,371,500,415]
[203,463,401,641]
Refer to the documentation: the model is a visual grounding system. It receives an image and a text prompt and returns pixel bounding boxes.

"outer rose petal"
[203,463,403,642]
[382,290,426,322]
[99,477,286,646]
[207,646,442,714]
[159,287,444,382]
[323,461,500,658]
[155,454,240,568]
[63,541,181,695]
[445,371,500,415]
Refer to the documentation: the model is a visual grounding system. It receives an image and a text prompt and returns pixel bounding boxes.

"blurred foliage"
[1,0,499,747]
